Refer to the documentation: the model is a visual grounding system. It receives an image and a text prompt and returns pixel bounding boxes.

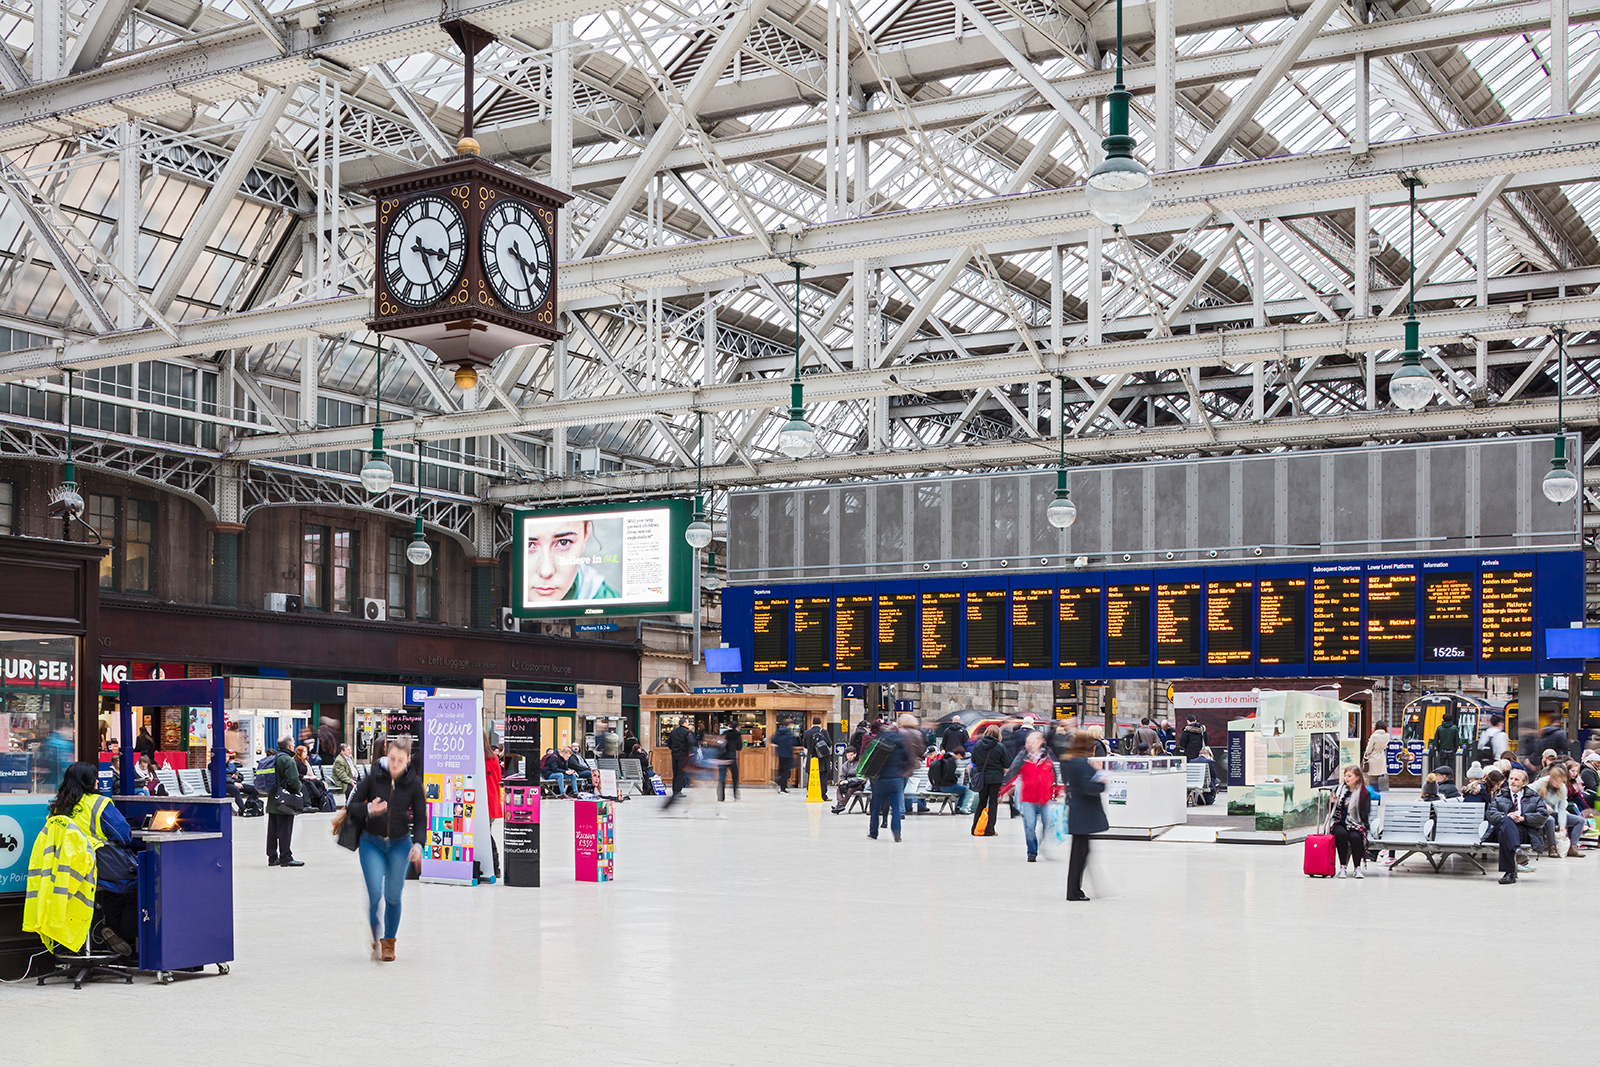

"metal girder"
[374,63,454,159]
[0,0,618,151]
[149,89,294,314]
[220,292,1600,458]
[64,0,140,74]
[574,0,775,258]
[483,395,1595,501]
[1194,0,1343,166]
[1377,174,1513,319]
[0,161,116,333]
[561,112,1600,298]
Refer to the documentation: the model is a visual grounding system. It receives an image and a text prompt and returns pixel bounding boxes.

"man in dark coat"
[1485,768,1549,883]
[1178,717,1208,761]
[771,719,798,793]
[802,716,833,801]
[1063,734,1108,901]
[940,719,970,755]
[719,721,742,801]
[265,737,304,867]
[663,721,695,810]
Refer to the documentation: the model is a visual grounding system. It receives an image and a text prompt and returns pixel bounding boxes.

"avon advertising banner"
[574,799,614,883]
[421,696,484,886]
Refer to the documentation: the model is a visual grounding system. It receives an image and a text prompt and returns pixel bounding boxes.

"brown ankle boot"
[380,938,396,961]
[1567,846,1585,858]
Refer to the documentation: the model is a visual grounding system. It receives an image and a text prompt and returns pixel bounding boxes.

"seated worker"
[1485,768,1548,884]
[226,752,262,815]
[26,762,139,958]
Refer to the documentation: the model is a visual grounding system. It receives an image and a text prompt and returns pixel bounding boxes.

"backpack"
[1475,731,1498,763]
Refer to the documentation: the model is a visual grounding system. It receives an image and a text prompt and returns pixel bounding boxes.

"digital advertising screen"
[511,499,691,618]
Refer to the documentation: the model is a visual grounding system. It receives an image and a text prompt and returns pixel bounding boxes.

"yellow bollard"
[806,756,823,803]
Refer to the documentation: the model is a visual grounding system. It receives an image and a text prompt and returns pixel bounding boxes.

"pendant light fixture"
[1084,0,1154,230]
[776,262,817,460]
[360,348,396,494]
[47,369,86,526]
[1387,176,1439,411]
[685,411,714,549]
[407,448,433,566]
[1543,326,1579,504]
[1046,378,1077,529]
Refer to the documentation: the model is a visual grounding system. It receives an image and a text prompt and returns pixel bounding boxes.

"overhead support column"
[35,0,64,82]
[210,461,246,608]
[1352,0,1370,156]
[1553,0,1571,115]
[118,124,141,329]
[1252,222,1266,328]
[1050,244,1064,352]
[470,502,497,631]
[550,19,574,475]
[825,0,850,220]
[1087,234,1103,347]
[1153,0,1175,172]
[1476,213,1490,395]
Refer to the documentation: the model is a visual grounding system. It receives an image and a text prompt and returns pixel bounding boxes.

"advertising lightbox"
[510,499,692,619]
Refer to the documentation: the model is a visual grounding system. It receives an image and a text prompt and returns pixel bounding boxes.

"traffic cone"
[806,756,823,803]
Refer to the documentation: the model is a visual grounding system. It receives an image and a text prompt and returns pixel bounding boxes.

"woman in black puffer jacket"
[969,726,1009,836]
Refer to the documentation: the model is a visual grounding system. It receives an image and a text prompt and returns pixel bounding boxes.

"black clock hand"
[508,241,532,284]
[411,237,448,278]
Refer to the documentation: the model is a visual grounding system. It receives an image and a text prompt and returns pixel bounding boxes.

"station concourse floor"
[8,790,1588,1067]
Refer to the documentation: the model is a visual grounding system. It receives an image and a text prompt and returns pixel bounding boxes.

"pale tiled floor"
[6,789,1589,1066]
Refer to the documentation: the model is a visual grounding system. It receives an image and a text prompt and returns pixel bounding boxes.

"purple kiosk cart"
[117,677,234,983]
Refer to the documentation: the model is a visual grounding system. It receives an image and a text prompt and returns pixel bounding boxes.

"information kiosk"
[117,677,234,983]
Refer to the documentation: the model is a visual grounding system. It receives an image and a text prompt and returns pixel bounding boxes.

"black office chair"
[35,937,135,990]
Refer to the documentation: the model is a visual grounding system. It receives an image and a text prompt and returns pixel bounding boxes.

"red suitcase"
[1304,833,1336,877]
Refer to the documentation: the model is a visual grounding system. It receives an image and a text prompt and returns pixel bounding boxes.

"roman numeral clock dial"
[481,200,552,314]
[382,194,466,307]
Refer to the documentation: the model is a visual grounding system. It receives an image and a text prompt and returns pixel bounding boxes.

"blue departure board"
[722,551,1583,682]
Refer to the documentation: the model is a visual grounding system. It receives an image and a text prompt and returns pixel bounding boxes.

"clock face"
[480,199,553,314]
[382,194,466,308]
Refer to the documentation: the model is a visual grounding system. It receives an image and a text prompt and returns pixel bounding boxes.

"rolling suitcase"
[1304,833,1336,877]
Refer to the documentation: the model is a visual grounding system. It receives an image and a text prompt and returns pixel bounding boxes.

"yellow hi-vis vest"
[69,793,114,845]
[22,815,98,953]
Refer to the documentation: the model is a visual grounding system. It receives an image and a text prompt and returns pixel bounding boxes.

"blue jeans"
[1018,801,1048,858]
[937,783,972,807]
[548,771,576,795]
[869,776,905,838]
[359,833,412,939]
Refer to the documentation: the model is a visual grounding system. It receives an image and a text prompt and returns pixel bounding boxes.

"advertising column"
[574,800,614,882]
[420,695,487,886]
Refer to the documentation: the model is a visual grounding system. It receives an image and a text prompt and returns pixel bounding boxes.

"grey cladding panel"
[913,481,943,564]
[1333,453,1368,544]
[1071,470,1102,554]
[1381,451,1416,543]
[770,492,796,569]
[1029,473,1058,555]
[840,488,866,569]
[1241,459,1274,551]
[1198,463,1230,549]
[1430,445,1466,546]
[1479,442,1518,544]
[730,493,762,574]
[803,490,831,570]
[1153,465,1187,551]
[1287,456,1321,547]
[991,478,1019,558]
[1531,436,1577,533]
[1111,469,1144,551]
[875,484,905,562]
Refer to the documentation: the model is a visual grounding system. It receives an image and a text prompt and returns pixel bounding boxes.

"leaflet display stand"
[502,780,541,887]
[574,799,614,882]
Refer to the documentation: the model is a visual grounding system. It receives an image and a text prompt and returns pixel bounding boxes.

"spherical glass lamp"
[1085,153,1155,229]
[777,414,816,460]
[1046,491,1078,530]
[406,538,433,566]
[685,518,713,550]
[1388,319,1436,411]
[359,454,395,494]
[1543,437,1578,503]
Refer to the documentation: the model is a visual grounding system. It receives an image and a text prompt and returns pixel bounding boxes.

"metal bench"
[1423,802,1493,873]
[155,767,181,796]
[1185,762,1213,806]
[618,758,649,795]
[1369,802,1434,869]
[905,770,957,813]
[176,767,206,795]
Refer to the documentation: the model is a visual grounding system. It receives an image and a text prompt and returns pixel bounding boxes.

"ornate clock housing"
[364,154,571,373]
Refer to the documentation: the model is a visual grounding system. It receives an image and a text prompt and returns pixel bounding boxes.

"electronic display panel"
[1257,577,1306,666]
[965,589,1007,670]
[792,596,832,673]
[1011,587,1053,670]
[752,596,791,674]
[1206,579,1253,666]
[1106,583,1150,669]
[1311,568,1362,665]
[834,594,873,674]
[876,592,916,673]
[1480,567,1535,662]
[1155,581,1203,668]
[1421,569,1474,664]
[511,499,691,618]
[920,590,961,672]
[1057,585,1102,669]
[1364,568,1418,664]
